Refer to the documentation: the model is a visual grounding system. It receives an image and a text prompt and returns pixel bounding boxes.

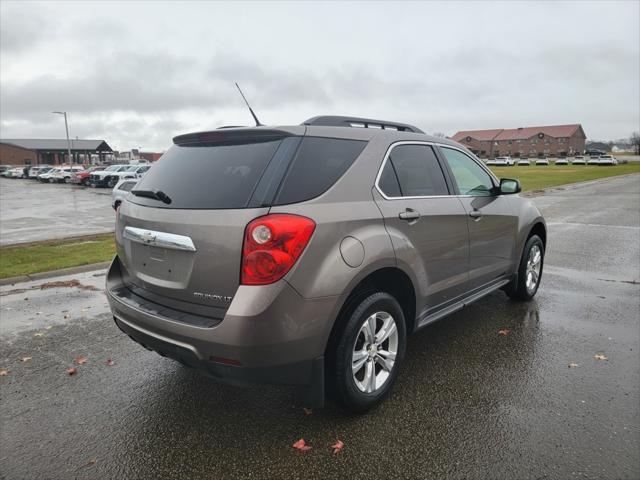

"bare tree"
[631,131,640,155]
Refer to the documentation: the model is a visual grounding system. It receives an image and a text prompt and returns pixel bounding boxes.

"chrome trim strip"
[374,141,500,200]
[124,226,196,252]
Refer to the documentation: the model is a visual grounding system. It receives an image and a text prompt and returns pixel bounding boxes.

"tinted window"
[273,137,366,205]
[118,181,136,192]
[379,144,449,197]
[440,147,495,196]
[131,140,281,209]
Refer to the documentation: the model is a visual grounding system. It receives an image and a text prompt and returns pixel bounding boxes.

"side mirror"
[499,178,521,194]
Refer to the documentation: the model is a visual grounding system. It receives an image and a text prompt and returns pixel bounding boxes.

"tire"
[64,176,71,183]
[330,292,406,412]
[107,177,118,188]
[505,234,544,301]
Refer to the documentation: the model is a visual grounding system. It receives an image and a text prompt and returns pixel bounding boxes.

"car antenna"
[235,82,263,126]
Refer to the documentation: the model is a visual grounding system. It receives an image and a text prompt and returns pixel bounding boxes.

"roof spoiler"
[302,115,424,134]
[173,129,293,146]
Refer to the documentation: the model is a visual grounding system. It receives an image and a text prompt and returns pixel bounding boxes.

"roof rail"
[302,115,424,134]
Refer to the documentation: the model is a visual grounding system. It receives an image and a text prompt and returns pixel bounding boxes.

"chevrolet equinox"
[107,115,546,412]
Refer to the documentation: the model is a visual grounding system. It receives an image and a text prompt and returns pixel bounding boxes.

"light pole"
[52,111,72,166]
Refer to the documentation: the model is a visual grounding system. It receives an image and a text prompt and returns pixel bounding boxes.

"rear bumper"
[106,257,340,404]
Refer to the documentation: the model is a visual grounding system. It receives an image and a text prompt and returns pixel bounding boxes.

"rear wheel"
[330,292,406,412]
[505,234,544,301]
[107,177,118,188]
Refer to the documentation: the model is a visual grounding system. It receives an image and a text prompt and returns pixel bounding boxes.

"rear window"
[273,137,366,205]
[131,140,282,209]
[118,181,136,192]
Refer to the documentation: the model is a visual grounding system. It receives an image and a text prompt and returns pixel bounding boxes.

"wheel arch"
[324,266,417,359]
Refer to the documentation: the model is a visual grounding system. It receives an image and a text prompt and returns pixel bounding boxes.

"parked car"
[598,155,618,166]
[106,115,547,412]
[585,148,607,156]
[5,167,26,178]
[535,158,550,166]
[90,164,149,188]
[493,156,515,166]
[517,158,531,166]
[50,166,85,183]
[572,155,586,165]
[28,165,54,179]
[70,166,103,185]
[554,158,569,165]
[485,158,497,166]
[0,165,12,176]
[112,179,138,210]
[38,167,63,182]
[587,156,600,165]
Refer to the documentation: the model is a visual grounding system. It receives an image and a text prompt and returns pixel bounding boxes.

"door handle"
[399,209,421,222]
[469,210,482,219]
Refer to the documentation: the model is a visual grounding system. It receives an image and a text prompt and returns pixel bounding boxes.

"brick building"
[0,139,113,166]
[0,142,38,166]
[452,124,586,158]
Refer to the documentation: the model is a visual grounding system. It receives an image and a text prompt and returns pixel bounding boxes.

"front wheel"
[330,292,406,412]
[107,177,118,188]
[505,234,544,301]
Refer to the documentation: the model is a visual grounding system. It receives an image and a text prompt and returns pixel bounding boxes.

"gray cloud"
[1,1,638,150]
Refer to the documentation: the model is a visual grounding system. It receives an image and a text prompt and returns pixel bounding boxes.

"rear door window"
[378,144,449,197]
[273,137,366,205]
[131,140,282,209]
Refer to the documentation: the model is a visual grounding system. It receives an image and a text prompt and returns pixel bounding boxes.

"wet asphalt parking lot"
[0,177,113,245]
[0,174,639,479]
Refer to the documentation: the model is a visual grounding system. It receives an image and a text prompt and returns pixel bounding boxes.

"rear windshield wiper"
[131,189,172,205]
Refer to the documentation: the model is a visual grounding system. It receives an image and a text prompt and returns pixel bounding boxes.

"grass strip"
[0,234,115,279]
[489,163,640,192]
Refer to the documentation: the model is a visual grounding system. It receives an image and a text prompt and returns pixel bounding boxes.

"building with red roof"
[452,124,586,158]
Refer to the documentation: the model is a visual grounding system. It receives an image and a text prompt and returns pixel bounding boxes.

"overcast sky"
[1,1,639,152]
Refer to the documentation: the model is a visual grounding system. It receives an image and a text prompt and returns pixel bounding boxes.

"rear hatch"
[115,128,305,312]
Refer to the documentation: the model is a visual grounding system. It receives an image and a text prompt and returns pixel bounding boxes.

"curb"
[0,261,111,287]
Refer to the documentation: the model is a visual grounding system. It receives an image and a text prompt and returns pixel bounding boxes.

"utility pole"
[52,111,72,165]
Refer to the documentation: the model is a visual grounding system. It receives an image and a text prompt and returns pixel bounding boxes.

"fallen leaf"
[331,439,344,455]
[66,367,77,376]
[33,332,44,337]
[302,407,313,416]
[292,438,312,452]
[105,358,115,366]
[0,369,8,376]
[498,328,510,336]
[45,326,53,330]
[568,363,579,368]
[74,356,88,365]
[20,356,32,363]
[594,354,608,361]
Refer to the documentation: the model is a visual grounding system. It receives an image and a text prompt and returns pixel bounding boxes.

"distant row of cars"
[0,163,151,187]
[485,155,623,166]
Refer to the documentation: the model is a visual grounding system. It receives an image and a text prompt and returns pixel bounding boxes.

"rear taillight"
[241,214,315,285]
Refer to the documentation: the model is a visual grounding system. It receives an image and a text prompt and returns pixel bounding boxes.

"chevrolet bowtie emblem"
[140,231,157,244]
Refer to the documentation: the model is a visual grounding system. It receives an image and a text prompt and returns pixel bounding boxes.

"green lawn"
[490,163,640,192]
[1,164,638,279]
[0,234,115,279]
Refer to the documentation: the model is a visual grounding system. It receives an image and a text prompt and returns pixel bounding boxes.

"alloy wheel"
[525,245,542,293]
[351,311,398,393]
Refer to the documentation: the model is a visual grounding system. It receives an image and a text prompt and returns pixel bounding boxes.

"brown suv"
[107,116,546,412]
